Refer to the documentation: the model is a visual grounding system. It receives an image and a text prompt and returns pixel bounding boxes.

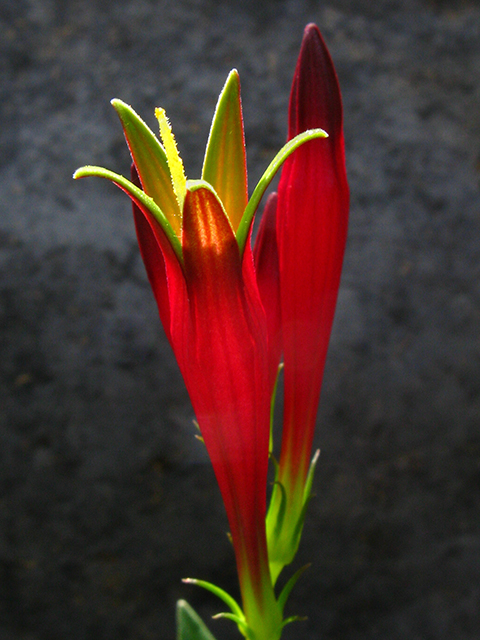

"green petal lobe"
[236,128,328,253]
[111,99,182,236]
[202,69,248,233]
[73,165,182,261]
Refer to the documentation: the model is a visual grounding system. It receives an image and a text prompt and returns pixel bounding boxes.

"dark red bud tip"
[290,23,343,141]
[303,23,319,37]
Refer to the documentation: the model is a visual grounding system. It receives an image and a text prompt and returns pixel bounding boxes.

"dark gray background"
[1,0,479,638]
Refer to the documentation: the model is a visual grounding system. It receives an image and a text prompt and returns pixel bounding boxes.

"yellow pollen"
[155,107,187,210]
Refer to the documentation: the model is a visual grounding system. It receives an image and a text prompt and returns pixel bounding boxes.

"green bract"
[267,450,320,584]
[176,600,218,640]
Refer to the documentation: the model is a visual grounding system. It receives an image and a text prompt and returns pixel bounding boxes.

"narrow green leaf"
[182,579,244,620]
[269,453,280,489]
[202,69,248,233]
[111,99,182,236]
[73,165,183,262]
[292,492,314,552]
[236,128,328,253]
[271,480,287,541]
[212,613,250,637]
[290,450,321,552]
[176,600,217,640]
[277,564,311,614]
[281,615,308,628]
[303,449,320,506]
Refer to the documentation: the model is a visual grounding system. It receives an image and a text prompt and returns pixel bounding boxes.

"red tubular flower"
[264,24,349,582]
[135,179,280,638]
[74,67,327,638]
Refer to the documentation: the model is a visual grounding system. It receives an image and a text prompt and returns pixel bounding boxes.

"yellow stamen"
[155,107,187,211]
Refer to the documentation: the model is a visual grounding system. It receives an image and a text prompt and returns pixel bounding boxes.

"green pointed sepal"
[267,450,321,584]
[289,448,321,560]
[202,69,248,233]
[176,599,218,640]
[282,614,308,629]
[236,128,328,253]
[111,99,182,236]
[277,564,311,615]
[73,164,183,263]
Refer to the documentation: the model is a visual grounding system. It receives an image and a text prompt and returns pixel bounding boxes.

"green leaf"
[176,600,218,640]
[290,449,321,552]
[277,564,311,614]
[270,480,287,542]
[111,99,182,236]
[236,128,328,253]
[212,612,251,637]
[202,69,248,233]
[303,449,320,506]
[182,578,244,620]
[73,165,183,262]
[281,615,308,628]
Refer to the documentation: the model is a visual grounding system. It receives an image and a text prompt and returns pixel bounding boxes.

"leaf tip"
[110,98,133,123]
[73,166,93,179]
[228,67,240,82]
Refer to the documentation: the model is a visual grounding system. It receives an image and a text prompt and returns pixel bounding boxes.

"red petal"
[179,185,273,602]
[253,192,282,388]
[277,24,349,489]
[130,178,274,606]
[130,165,188,347]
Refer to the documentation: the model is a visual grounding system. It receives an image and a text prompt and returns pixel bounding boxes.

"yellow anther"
[155,107,187,211]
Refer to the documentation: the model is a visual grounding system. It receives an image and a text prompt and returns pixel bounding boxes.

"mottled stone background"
[1,0,479,638]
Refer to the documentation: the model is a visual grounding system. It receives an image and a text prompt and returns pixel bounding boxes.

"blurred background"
[1,0,480,638]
